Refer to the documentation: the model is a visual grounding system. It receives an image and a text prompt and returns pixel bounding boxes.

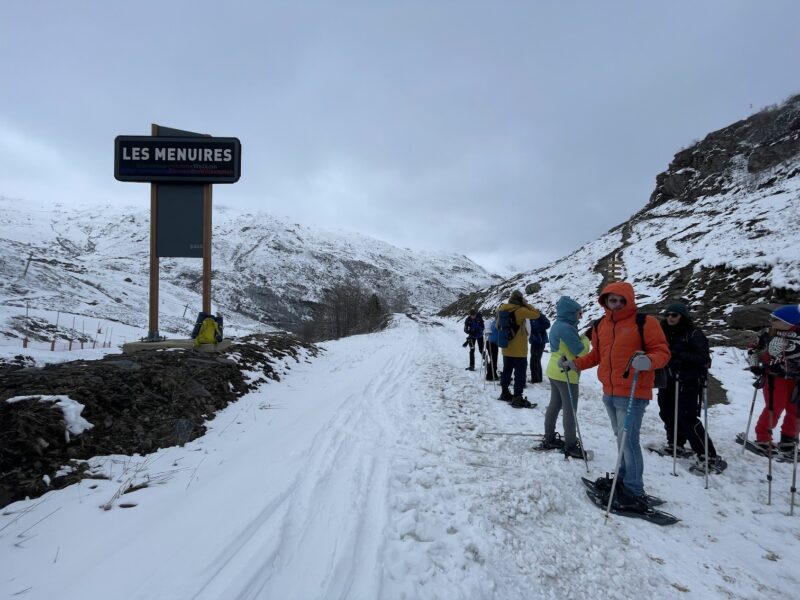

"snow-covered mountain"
[0,200,499,338]
[443,94,800,345]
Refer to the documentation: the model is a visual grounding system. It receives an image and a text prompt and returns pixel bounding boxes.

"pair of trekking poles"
[667,374,712,488]
[741,372,799,514]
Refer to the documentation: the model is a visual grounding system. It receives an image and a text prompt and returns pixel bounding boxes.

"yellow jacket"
[497,302,541,358]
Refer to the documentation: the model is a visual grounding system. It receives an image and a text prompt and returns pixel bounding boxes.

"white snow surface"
[2,315,799,599]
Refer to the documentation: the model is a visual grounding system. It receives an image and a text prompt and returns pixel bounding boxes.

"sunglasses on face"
[665,313,680,318]
[606,298,626,306]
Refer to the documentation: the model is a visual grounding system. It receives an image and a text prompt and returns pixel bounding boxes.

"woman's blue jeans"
[602,394,648,497]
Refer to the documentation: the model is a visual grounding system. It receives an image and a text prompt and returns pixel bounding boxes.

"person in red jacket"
[748,305,800,453]
[562,281,670,512]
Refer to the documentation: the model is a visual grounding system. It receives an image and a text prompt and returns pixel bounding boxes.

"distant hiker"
[497,290,542,408]
[563,281,670,513]
[747,304,800,454]
[485,318,500,381]
[657,302,726,471]
[463,310,485,371]
[528,313,551,383]
[541,296,590,458]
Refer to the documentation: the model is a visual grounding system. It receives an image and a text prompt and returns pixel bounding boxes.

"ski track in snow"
[1,316,800,599]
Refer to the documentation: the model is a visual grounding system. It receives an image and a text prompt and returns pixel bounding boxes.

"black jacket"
[661,318,710,384]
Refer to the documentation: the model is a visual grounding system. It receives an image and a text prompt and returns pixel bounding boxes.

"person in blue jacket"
[529,313,551,383]
[540,296,590,458]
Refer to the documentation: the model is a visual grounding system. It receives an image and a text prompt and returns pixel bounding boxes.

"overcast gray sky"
[1,1,798,274]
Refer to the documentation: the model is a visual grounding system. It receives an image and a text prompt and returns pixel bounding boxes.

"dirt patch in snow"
[0,333,320,508]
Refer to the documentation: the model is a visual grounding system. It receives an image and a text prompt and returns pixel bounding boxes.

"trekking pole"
[702,376,710,489]
[605,357,639,521]
[672,375,680,477]
[563,367,589,473]
[790,388,799,515]
[742,375,762,454]
[479,431,544,438]
[767,374,775,505]
[792,439,799,516]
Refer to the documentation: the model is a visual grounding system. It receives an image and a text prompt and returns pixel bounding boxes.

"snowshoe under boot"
[510,395,536,409]
[533,433,564,451]
[689,455,728,475]
[564,442,590,460]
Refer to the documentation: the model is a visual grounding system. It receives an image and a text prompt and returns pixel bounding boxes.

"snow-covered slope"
[443,95,800,344]
[0,199,498,339]
[2,316,798,599]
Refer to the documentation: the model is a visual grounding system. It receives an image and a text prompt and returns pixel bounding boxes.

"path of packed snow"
[1,315,799,599]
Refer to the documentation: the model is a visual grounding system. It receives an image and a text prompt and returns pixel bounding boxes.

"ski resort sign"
[114,125,241,342]
[114,136,241,183]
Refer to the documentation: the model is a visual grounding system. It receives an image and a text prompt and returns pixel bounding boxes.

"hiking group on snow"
[462,283,800,524]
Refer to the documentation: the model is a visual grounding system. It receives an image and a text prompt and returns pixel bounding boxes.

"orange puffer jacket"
[573,281,670,400]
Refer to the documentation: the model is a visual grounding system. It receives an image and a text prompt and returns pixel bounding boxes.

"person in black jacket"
[657,302,725,471]
[463,310,485,371]
[528,313,551,383]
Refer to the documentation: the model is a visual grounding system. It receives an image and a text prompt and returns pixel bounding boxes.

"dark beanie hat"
[664,302,690,319]
[509,290,525,305]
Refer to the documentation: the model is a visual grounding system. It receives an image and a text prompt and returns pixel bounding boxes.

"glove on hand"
[558,355,578,372]
[749,365,764,376]
[631,353,652,372]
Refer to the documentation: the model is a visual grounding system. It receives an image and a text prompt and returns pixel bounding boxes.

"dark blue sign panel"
[114,136,241,183]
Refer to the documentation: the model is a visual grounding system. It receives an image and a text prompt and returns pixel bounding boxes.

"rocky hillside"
[0,202,499,338]
[442,94,800,347]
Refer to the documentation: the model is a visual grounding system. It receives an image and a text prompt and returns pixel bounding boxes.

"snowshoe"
[564,442,594,461]
[734,433,792,462]
[688,456,728,475]
[510,395,536,409]
[581,475,665,507]
[645,443,694,458]
[498,388,513,402]
[584,489,679,526]
[532,433,565,452]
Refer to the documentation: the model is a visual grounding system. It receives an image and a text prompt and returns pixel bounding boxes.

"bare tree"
[304,283,389,342]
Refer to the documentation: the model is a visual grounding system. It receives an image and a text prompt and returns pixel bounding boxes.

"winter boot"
[564,441,589,460]
[465,366,475,371]
[699,455,728,474]
[779,434,798,454]
[535,433,565,451]
[510,395,536,409]
[498,387,513,402]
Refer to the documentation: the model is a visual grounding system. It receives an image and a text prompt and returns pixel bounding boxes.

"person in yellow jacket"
[497,290,541,408]
[539,296,590,457]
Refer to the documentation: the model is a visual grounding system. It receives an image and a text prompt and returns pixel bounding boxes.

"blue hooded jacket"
[546,296,589,383]
[548,296,586,356]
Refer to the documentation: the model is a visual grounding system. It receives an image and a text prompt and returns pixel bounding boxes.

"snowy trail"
[2,315,800,599]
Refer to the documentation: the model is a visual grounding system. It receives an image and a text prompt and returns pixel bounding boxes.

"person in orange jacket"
[561,281,670,512]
